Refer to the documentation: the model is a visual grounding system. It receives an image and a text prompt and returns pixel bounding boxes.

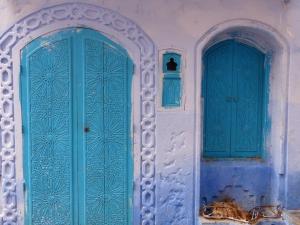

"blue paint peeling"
[262,53,272,159]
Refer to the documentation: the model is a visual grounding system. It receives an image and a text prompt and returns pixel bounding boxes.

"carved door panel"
[21,32,74,225]
[81,30,133,225]
[203,40,265,158]
[21,28,133,225]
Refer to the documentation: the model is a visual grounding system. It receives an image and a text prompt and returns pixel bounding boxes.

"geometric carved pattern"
[84,37,131,225]
[24,39,73,225]
[0,3,156,225]
[84,39,107,225]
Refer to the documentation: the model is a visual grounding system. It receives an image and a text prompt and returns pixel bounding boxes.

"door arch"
[21,28,133,225]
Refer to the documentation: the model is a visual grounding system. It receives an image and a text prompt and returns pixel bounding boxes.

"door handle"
[84,127,90,133]
[225,96,238,102]
[232,97,239,102]
[225,96,233,102]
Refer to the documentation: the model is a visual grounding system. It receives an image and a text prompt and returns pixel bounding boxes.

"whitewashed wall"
[284,0,300,210]
[1,0,299,225]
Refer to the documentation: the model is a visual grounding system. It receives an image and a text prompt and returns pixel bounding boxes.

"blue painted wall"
[200,160,276,210]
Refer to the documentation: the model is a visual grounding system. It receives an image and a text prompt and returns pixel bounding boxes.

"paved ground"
[200,216,287,225]
[284,210,300,225]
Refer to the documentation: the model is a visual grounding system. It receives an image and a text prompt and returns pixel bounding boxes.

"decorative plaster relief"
[157,131,191,225]
[0,3,156,225]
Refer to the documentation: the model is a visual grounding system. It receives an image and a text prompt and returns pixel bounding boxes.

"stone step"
[200,217,287,225]
[284,210,300,225]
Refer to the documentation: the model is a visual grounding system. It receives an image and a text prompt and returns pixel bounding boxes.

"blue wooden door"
[203,40,265,158]
[21,28,133,225]
[231,42,265,157]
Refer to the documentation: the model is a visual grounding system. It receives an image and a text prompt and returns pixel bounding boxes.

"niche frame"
[158,48,186,111]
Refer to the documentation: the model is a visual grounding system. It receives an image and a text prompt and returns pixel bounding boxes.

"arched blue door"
[21,28,133,225]
[202,40,266,158]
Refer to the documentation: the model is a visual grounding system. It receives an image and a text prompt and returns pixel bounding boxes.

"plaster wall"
[1,0,300,225]
[283,0,300,210]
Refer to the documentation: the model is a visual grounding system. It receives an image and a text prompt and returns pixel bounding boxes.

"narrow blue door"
[21,28,133,225]
[203,40,265,158]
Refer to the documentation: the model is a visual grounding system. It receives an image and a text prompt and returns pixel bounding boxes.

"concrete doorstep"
[200,216,287,225]
[283,210,300,225]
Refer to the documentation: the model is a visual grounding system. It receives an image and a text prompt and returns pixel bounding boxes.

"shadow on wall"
[286,172,300,209]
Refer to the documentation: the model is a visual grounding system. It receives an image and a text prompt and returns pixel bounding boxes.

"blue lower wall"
[286,172,300,209]
[200,160,276,210]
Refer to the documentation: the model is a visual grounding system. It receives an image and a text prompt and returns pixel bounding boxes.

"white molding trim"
[0,3,157,225]
[194,18,290,222]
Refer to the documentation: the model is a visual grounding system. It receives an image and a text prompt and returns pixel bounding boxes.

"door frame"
[0,3,157,225]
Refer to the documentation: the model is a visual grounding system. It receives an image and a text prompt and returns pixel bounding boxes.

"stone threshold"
[283,210,300,225]
[199,216,287,225]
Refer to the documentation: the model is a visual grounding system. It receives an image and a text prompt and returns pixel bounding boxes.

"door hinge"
[22,125,25,134]
[23,181,26,192]
[132,64,135,75]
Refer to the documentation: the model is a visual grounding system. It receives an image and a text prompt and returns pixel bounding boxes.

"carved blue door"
[21,28,133,225]
[203,40,265,158]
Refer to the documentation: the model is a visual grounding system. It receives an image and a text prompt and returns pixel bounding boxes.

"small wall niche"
[163,53,181,73]
[162,52,182,108]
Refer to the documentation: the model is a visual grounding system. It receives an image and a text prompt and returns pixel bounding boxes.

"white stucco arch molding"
[0,2,157,225]
[194,18,290,216]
